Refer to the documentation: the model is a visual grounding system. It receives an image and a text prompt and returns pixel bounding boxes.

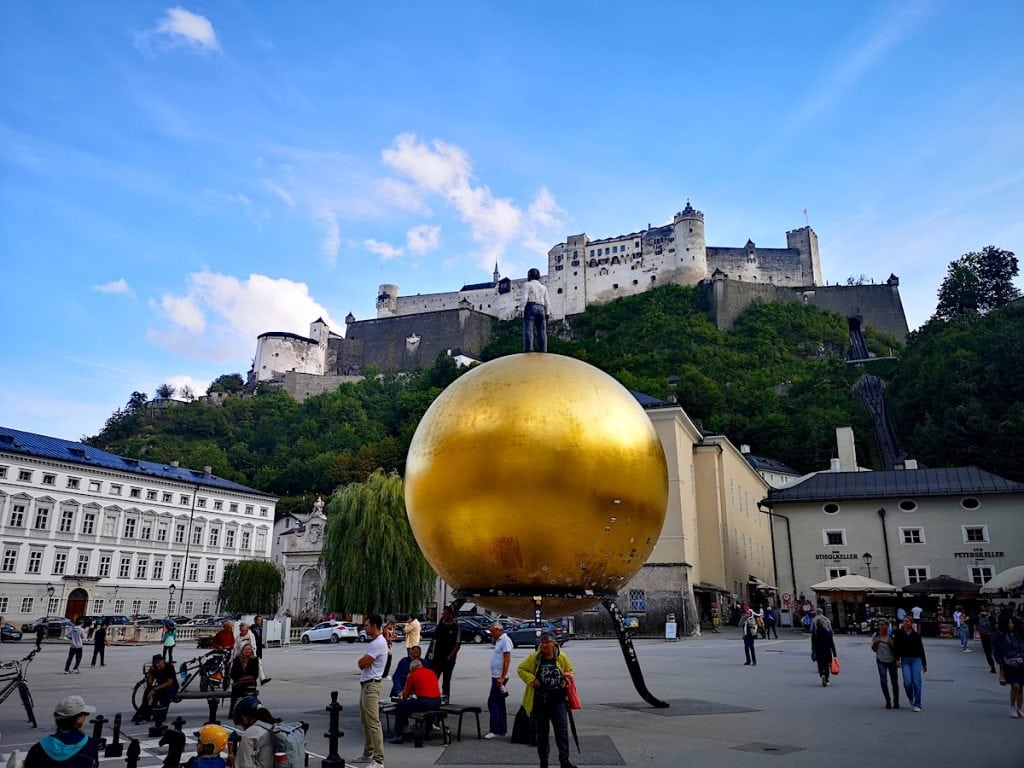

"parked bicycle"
[0,648,38,727]
[131,649,227,712]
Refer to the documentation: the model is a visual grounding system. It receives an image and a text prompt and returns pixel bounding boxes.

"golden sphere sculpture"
[405,353,668,617]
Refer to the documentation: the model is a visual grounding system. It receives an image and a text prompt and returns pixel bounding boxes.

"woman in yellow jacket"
[516,633,577,768]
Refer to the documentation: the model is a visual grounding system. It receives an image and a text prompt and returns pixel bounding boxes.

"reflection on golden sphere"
[405,353,668,617]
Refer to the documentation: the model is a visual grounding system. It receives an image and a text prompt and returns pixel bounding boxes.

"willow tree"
[320,468,434,615]
[218,560,284,615]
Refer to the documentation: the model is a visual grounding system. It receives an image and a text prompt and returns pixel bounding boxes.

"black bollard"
[206,695,221,725]
[105,713,124,757]
[125,739,141,768]
[321,691,344,768]
[148,705,169,738]
[89,713,108,752]
[159,727,186,768]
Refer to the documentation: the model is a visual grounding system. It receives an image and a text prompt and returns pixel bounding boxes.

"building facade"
[0,427,276,624]
[763,465,1024,627]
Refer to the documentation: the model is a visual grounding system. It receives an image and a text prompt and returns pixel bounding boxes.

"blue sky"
[2,2,1022,441]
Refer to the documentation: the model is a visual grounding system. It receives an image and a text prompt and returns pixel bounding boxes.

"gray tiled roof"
[765,467,1024,505]
[744,454,800,475]
[0,426,274,498]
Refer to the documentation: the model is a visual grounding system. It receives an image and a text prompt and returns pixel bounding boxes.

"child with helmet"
[186,725,229,768]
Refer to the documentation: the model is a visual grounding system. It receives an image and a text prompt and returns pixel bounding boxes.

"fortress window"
[651,276,656,282]
[557,288,563,294]
[632,280,638,285]
[612,246,618,253]
[590,249,595,256]
[689,228,693,233]
[613,284,618,289]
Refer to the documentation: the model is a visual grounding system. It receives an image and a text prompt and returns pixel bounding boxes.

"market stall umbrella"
[810,574,899,593]
[980,565,1024,594]
[903,574,980,595]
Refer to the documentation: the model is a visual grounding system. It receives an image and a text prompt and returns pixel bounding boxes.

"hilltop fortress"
[251,201,909,398]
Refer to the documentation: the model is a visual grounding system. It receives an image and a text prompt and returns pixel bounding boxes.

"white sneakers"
[912,706,922,712]
[1011,706,1022,719]
[483,732,500,739]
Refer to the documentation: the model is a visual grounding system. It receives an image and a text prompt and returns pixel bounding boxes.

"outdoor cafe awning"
[811,574,899,593]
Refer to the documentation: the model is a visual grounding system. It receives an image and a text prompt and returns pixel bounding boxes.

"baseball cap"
[55,695,96,718]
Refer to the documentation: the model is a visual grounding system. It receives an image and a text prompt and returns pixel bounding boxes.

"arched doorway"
[66,588,89,622]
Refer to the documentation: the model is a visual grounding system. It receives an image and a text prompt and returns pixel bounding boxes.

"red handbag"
[566,674,582,710]
[830,657,840,676]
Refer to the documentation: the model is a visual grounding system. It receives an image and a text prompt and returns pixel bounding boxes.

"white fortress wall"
[254,334,325,381]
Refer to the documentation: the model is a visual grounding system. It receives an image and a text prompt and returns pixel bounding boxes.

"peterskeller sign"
[953,549,1004,558]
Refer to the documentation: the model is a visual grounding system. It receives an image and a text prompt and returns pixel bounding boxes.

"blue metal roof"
[764,467,1024,505]
[744,454,800,475]
[0,426,274,498]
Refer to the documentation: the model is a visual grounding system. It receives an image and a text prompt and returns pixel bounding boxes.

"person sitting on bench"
[390,660,442,744]
[390,646,429,699]
[133,655,179,724]
[229,643,260,717]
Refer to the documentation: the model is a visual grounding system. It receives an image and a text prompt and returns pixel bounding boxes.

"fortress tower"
[671,201,708,284]
[376,284,399,318]
[785,226,822,286]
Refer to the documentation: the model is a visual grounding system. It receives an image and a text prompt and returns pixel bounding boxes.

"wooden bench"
[379,702,397,734]
[173,690,231,702]
[439,703,482,741]
[408,710,447,748]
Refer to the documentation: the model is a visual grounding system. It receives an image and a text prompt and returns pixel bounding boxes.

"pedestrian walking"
[992,615,1024,718]
[352,614,387,767]
[740,609,757,666]
[64,619,85,674]
[893,615,927,712]
[811,616,836,687]
[485,621,513,738]
[161,620,176,664]
[954,606,971,652]
[870,619,898,708]
[517,633,578,768]
[90,622,107,667]
[35,622,46,651]
[977,608,996,674]
[764,606,778,639]
[25,695,100,768]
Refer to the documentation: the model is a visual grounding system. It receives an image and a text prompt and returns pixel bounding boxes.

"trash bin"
[665,613,678,641]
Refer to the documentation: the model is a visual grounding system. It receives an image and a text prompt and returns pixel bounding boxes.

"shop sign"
[815,551,859,560]
[953,550,1004,558]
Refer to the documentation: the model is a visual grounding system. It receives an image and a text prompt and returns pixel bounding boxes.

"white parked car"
[300,620,359,644]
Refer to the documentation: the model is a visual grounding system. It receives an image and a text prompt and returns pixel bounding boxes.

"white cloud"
[149,271,339,363]
[406,224,442,255]
[380,133,564,270]
[317,207,341,265]
[165,374,210,399]
[263,179,294,207]
[155,7,221,51]
[92,278,135,297]
[364,238,403,260]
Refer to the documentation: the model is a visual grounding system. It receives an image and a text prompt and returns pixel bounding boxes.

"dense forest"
[88,279,1024,514]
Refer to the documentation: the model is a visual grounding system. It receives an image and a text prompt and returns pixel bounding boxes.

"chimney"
[904,459,918,470]
[830,458,841,471]
[170,460,179,468]
[203,466,212,475]
[740,444,751,454]
[835,427,858,471]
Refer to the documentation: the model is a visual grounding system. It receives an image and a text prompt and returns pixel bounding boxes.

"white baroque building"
[0,427,277,624]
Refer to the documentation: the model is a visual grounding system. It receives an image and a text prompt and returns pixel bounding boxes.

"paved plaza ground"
[1,628,1017,767]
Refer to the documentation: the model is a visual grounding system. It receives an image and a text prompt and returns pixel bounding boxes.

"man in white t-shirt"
[353,614,388,766]
[910,605,923,632]
[953,606,971,652]
[404,616,422,656]
[485,622,513,739]
[521,268,550,352]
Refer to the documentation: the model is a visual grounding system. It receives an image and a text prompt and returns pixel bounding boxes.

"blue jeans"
[394,696,441,737]
[487,677,508,735]
[901,657,923,707]
[523,302,547,352]
[876,659,898,704]
[958,625,969,648]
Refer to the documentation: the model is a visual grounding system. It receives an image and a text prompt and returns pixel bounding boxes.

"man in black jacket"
[893,616,927,712]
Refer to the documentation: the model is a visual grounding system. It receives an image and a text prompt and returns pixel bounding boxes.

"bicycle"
[0,648,38,728]
[131,649,228,712]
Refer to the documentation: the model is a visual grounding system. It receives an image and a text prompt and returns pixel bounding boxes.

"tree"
[208,373,246,395]
[180,385,196,401]
[156,383,177,399]
[935,246,1020,320]
[320,469,434,615]
[218,560,284,614]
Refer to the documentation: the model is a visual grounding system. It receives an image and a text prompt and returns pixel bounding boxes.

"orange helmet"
[198,724,229,754]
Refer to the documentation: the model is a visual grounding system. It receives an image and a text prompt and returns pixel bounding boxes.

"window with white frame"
[82,512,96,535]
[628,589,646,612]
[174,524,186,544]
[970,566,994,585]
[225,529,235,548]
[900,527,924,544]
[110,484,122,496]
[0,466,6,479]
[162,492,173,503]
[27,550,42,574]
[245,505,254,516]
[140,523,151,540]
[152,558,164,580]
[34,507,50,530]
[21,597,34,612]
[241,531,251,550]
[229,503,238,513]
[118,556,131,578]
[67,478,80,490]
[52,551,68,575]
[60,509,75,533]
[9,503,25,527]
[170,560,182,581]
[963,525,988,543]
[906,566,929,584]
[157,523,168,542]
[822,529,846,546]
[88,480,101,493]
[129,488,141,499]
[260,507,269,518]
[208,528,219,547]
[202,600,212,614]
[0,596,9,612]
[213,500,223,510]
[184,601,194,614]
[18,469,32,482]
[92,598,104,612]
[42,473,56,485]
[47,596,59,613]
[114,599,125,613]
[197,497,207,508]
[192,526,203,545]
[187,561,199,581]
[180,495,190,505]
[205,562,216,582]
[98,555,112,578]
[123,519,136,538]
[827,567,848,579]
[76,553,90,576]
[146,490,157,501]
[102,515,117,536]
[131,599,141,614]
[135,558,148,579]
[148,600,158,614]
[255,531,266,551]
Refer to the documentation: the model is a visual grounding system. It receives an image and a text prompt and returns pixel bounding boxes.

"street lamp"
[168,583,176,616]
[862,552,874,580]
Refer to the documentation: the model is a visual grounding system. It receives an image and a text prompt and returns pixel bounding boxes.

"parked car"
[359,624,405,643]
[301,620,359,644]
[420,621,437,639]
[1,624,23,641]
[20,616,73,637]
[455,617,494,644]
[506,620,568,648]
